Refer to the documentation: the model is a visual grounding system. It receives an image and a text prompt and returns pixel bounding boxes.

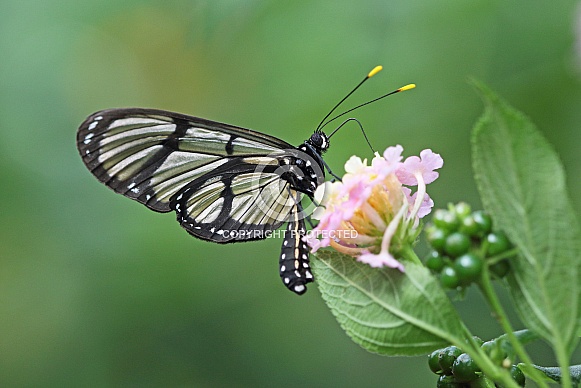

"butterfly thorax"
[276,131,328,198]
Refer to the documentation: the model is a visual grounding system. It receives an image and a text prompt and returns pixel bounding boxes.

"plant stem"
[555,345,573,388]
[400,245,422,265]
[477,265,550,387]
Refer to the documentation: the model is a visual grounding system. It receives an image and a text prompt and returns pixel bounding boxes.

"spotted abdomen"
[280,203,313,295]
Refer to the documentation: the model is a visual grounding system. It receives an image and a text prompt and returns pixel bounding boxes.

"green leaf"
[471,81,581,358]
[312,250,466,356]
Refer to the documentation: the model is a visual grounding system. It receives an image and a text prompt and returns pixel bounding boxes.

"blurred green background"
[1,1,580,387]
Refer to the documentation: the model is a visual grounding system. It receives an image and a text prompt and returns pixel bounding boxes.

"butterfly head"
[308,131,330,154]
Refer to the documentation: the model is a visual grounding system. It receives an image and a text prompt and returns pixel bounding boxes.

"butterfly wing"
[77,108,295,214]
[171,156,302,243]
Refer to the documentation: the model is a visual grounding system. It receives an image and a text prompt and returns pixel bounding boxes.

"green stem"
[555,345,573,388]
[477,265,550,388]
[485,248,519,265]
[400,245,422,265]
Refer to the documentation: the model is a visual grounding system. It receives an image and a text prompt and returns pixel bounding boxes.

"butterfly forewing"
[77,108,293,212]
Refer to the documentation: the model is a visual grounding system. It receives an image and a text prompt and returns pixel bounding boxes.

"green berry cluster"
[424,203,513,289]
[428,341,525,387]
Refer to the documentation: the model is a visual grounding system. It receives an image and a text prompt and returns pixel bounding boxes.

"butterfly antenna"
[315,65,383,132]
[320,83,416,131]
[328,118,376,153]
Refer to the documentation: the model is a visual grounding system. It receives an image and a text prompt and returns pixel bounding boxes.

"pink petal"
[415,192,434,218]
[357,251,405,271]
[383,145,404,164]
[401,187,434,219]
[420,149,444,170]
[304,233,323,252]
[396,156,421,185]
[396,149,443,186]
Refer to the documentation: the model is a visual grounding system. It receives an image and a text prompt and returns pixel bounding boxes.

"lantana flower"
[305,145,443,271]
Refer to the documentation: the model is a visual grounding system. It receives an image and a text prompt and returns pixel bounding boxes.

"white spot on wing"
[83,133,94,144]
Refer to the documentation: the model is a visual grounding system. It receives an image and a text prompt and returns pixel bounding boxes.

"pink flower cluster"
[306,145,443,270]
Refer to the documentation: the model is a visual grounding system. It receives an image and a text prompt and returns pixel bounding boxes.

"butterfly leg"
[304,143,342,182]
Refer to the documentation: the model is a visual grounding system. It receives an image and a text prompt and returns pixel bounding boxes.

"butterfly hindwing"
[170,157,301,243]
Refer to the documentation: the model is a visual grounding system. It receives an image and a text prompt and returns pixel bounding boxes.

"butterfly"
[76,65,414,295]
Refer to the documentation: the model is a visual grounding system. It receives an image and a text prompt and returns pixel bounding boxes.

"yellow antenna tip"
[398,83,416,92]
[367,65,383,78]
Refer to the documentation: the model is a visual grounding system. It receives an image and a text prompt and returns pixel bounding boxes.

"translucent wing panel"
[178,127,283,155]
[172,165,300,243]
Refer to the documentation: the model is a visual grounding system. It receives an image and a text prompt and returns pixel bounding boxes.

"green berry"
[452,353,480,382]
[440,266,460,289]
[427,227,448,252]
[470,336,484,347]
[453,253,483,284]
[433,209,461,232]
[444,232,471,257]
[428,349,444,374]
[454,202,472,219]
[426,251,446,272]
[438,346,463,375]
[472,211,492,234]
[436,374,463,387]
[510,365,525,387]
[459,215,480,237]
[489,259,510,278]
[486,232,510,256]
